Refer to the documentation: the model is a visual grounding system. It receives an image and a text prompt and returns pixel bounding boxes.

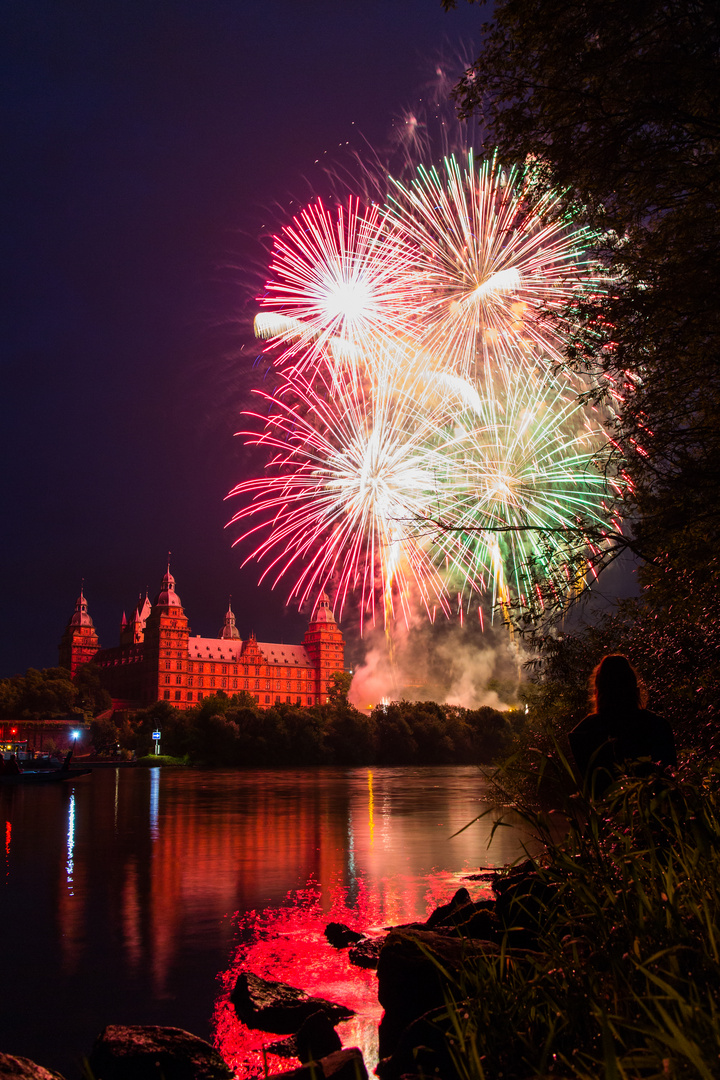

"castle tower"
[219,600,240,640]
[120,592,152,646]
[302,592,345,704]
[142,564,190,706]
[59,586,100,676]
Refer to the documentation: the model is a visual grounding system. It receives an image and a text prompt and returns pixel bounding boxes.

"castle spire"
[220,596,240,640]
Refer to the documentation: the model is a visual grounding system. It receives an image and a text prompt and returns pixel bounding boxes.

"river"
[0,765,531,1077]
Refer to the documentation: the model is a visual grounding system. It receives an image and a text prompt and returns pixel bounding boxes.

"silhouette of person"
[569,654,677,795]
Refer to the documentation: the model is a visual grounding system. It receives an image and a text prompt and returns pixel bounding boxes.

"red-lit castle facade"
[59,568,345,711]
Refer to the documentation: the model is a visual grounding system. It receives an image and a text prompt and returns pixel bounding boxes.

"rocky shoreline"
[2,866,538,1080]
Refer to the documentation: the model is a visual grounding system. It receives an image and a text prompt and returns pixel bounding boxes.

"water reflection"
[149,767,159,841]
[0,767,532,1079]
[66,791,75,895]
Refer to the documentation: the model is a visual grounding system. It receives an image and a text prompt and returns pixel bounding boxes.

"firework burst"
[232,151,617,626]
[385,151,598,385]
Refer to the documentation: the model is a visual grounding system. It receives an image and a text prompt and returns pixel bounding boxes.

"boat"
[0,750,91,785]
[0,767,91,785]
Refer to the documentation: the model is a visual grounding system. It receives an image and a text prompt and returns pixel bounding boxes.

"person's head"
[591,654,647,714]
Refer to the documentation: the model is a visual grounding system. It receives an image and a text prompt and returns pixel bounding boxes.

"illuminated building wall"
[59,568,345,711]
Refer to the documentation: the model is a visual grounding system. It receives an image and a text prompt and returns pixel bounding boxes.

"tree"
[444,0,720,615]
[74,663,112,717]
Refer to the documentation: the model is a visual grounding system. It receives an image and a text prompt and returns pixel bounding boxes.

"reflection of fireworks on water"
[230,152,616,624]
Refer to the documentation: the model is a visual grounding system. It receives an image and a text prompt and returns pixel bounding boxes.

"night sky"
[1,0,484,677]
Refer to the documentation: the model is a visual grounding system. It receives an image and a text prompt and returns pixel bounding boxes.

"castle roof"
[220,600,241,640]
[153,566,182,609]
[309,591,336,624]
[187,636,312,667]
[69,586,95,628]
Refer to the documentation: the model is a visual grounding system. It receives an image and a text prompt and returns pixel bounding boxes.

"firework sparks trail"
[255,197,422,383]
[385,151,599,386]
[227,353,471,628]
[230,152,618,626]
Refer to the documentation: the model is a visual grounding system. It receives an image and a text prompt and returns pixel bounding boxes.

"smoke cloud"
[347,613,524,712]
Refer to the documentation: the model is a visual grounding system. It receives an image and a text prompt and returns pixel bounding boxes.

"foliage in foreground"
[439,763,720,1079]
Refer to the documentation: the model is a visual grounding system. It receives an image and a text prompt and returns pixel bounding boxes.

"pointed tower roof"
[69,585,95,627]
[153,561,182,608]
[310,591,336,625]
[220,598,241,640]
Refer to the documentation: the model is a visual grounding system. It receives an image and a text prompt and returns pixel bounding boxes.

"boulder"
[423,887,472,928]
[376,1007,456,1080]
[263,1037,297,1059]
[347,936,385,969]
[423,890,500,941]
[231,973,354,1034]
[376,929,501,1058]
[87,1025,232,1080]
[0,1054,65,1080]
[265,1048,367,1080]
[295,1011,342,1063]
[324,922,365,948]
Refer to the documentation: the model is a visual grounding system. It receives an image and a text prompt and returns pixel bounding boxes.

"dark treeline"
[90,682,524,768]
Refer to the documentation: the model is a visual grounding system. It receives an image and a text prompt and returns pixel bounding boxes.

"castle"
[59,566,345,711]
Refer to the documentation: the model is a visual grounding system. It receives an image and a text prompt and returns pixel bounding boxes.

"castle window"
[198,692,204,701]
[163,691,170,700]
[165,676,170,684]
[188,677,193,687]
[222,665,227,675]
[211,664,216,674]
[307,697,313,706]
[187,691,193,701]
[232,679,237,689]
[165,662,171,670]
[175,691,181,701]
[211,678,216,688]
[266,680,271,690]
[254,680,260,690]
[286,696,291,704]
[176,676,182,685]
[265,695,270,703]
[244,679,249,689]
[176,662,182,671]
[221,678,227,689]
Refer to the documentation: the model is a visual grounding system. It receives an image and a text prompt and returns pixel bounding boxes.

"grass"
[135,754,188,767]
[432,757,720,1079]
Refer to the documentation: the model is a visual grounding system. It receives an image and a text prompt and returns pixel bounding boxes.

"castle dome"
[220,600,241,640]
[70,587,95,627]
[310,591,336,624]
[153,565,182,608]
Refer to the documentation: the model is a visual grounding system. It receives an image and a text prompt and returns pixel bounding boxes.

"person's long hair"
[590,654,647,716]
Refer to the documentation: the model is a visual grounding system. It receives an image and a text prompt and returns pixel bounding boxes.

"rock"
[295,1011,342,1063]
[0,1054,65,1080]
[263,1037,298,1059]
[424,887,472,928]
[376,1007,456,1080]
[265,1048,367,1080]
[87,1025,232,1080]
[423,890,500,942]
[493,861,558,947]
[324,922,365,948]
[231,972,354,1034]
[376,929,502,1058]
[348,936,385,969]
